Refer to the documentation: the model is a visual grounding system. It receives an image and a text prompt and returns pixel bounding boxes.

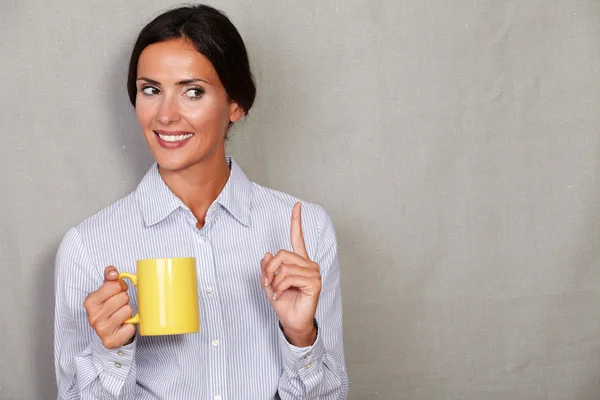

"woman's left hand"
[261,202,322,347]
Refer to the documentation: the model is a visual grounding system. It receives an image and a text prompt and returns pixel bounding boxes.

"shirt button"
[206,287,213,295]
[214,396,221,400]
[212,339,219,347]
[114,362,121,368]
[305,363,312,369]
[117,350,124,356]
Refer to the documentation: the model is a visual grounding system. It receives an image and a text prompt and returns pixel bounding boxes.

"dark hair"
[127,4,256,117]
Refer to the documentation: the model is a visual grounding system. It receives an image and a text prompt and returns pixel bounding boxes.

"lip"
[153,130,194,149]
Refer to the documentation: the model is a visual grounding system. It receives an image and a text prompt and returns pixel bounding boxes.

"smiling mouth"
[155,131,194,142]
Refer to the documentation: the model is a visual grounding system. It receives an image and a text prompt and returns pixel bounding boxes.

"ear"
[228,102,245,123]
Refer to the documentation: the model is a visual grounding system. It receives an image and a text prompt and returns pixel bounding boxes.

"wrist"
[282,320,318,347]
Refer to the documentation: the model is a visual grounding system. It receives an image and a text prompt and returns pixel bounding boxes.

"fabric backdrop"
[1,0,599,399]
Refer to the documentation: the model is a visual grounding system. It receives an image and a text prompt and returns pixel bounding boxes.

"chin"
[152,151,197,172]
[152,147,222,173]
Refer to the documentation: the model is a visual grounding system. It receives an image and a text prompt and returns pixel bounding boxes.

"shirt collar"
[135,156,252,227]
[215,157,252,227]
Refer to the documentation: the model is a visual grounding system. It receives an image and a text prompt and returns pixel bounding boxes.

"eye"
[140,86,160,96]
[185,88,205,99]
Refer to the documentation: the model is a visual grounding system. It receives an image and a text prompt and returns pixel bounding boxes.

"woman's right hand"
[83,266,136,349]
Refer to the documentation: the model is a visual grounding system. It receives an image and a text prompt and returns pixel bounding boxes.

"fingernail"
[272,292,277,300]
[264,277,269,286]
[108,271,117,277]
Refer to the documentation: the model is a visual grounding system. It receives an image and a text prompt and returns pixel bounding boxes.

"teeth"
[158,133,193,142]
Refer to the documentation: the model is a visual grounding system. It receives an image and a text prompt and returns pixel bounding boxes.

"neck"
[158,149,230,225]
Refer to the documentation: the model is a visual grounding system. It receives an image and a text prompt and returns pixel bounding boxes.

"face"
[135,38,244,172]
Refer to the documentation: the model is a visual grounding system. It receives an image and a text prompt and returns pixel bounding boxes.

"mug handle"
[118,272,140,324]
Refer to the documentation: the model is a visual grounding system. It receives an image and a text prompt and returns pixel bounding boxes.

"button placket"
[193,228,227,400]
[205,242,227,400]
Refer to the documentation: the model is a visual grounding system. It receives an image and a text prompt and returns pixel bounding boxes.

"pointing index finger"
[290,201,308,258]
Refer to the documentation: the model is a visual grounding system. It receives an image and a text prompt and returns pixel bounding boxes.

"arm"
[54,228,138,399]
[276,210,349,399]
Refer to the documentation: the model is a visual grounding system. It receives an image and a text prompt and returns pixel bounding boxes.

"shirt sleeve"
[54,227,138,399]
[277,209,349,399]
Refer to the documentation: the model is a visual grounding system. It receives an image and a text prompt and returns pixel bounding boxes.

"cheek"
[135,102,154,127]
[182,97,231,130]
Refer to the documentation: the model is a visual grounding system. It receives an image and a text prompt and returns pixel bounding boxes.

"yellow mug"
[118,257,200,336]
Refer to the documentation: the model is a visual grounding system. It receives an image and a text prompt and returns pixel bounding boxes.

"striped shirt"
[54,157,348,399]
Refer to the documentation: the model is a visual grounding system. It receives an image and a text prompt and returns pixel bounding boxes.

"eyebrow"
[136,77,211,86]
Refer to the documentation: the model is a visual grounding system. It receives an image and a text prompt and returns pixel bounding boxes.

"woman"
[54,4,348,399]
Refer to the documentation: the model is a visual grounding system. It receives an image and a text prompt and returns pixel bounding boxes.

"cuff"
[278,320,325,379]
[91,334,137,381]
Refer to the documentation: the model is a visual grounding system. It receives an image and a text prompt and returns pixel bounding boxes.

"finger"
[261,253,278,301]
[261,253,274,287]
[86,281,125,310]
[104,266,119,281]
[109,304,134,325]
[102,323,136,349]
[97,280,127,302]
[271,264,320,291]
[261,252,273,269]
[272,275,321,300]
[260,267,275,301]
[104,266,128,291]
[264,250,311,286]
[114,323,136,345]
[290,202,308,258]
[99,291,130,319]
[94,305,129,337]
[263,252,281,287]
[114,323,136,346]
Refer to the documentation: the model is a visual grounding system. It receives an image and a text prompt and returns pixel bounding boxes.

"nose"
[156,96,181,125]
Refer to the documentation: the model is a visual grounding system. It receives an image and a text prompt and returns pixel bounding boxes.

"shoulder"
[76,192,140,237]
[250,182,337,259]
[56,191,141,278]
[251,182,330,228]
[58,191,140,253]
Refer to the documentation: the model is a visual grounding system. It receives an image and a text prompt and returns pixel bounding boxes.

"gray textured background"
[2,1,600,399]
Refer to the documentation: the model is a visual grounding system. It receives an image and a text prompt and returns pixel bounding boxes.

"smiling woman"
[53,4,348,400]
[133,39,245,175]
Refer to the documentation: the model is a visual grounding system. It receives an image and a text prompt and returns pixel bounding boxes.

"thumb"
[105,266,128,291]
[104,266,119,281]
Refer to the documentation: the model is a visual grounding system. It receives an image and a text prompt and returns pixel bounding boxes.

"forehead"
[137,38,219,83]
